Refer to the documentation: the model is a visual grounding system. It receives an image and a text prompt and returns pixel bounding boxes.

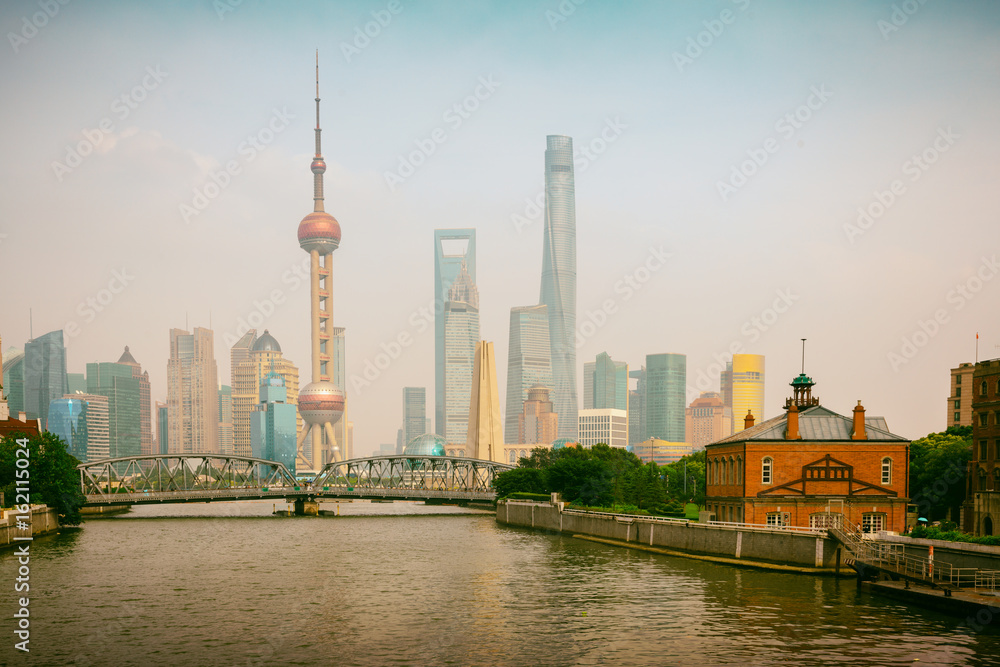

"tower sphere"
[298,211,341,253]
[298,380,344,425]
[311,158,326,174]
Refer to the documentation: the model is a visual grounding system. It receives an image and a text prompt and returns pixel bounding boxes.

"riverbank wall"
[497,500,845,571]
[875,532,1000,571]
[0,505,59,548]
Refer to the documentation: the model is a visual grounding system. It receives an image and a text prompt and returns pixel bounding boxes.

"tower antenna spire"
[312,49,326,212]
[801,338,806,374]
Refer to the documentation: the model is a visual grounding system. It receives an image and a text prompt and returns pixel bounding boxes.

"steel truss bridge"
[79,454,513,507]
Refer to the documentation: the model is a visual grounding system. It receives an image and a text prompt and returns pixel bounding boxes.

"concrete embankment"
[0,505,59,548]
[875,533,1000,572]
[497,500,847,574]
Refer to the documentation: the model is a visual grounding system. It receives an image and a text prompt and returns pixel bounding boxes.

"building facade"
[584,352,628,411]
[645,353,686,443]
[705,374,910,532]
[116,346,152,455]
[24,330,68,428]
[948,362,975,429]
[518,384,559,446]
[250,373,298,474]
[686,391,733,448]
[232,331,299,460]
[628,368,646,446]
[218,385,233,456]
[167,327,220,454]
[505,304,553,443]
[578,408,628,449]
[467,341,504,462]
[434,228,476,436]
[156,401,168,455]
[442,262,480,446]
[540,135,578,440]
[963,358,1000,536]
[731,354,764,434]
[47,393,110,462]
[630,438,693,465]
[401,387,427,451]
[86,361,141,459]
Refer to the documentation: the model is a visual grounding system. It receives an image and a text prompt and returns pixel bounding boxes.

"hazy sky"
[2,0,998,453]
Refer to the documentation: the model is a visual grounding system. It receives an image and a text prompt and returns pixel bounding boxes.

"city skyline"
[2,1,999,453]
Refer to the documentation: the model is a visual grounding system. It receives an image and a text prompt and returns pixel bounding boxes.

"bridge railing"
[313,455,513,494]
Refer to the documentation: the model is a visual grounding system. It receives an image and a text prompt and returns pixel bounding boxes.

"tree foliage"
[909,429,971,522]
[0,431,86,525]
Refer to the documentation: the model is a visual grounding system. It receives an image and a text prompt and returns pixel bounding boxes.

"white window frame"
[881,457,892,485]
[862,513,885,534]
[762,457,773,485]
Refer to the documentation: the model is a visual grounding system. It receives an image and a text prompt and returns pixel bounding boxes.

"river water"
[3,500,999,666]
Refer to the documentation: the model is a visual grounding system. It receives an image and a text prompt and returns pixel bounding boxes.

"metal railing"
[707,520,827,536]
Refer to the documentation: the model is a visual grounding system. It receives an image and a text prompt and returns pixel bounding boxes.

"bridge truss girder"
[312,455,514,494]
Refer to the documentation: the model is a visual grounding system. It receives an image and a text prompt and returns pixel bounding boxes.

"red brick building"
[963,358,1000,535]
[705,374,910,533]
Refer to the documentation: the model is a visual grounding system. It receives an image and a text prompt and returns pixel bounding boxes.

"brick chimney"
[744,409,755,430]
[786,403,801,440]
[851,400,867,440]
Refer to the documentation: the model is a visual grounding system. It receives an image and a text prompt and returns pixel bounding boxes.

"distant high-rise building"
[731,354,765,433]
[578,408,628,449]
[232,331,299,460]
[401,387,427,449]
[540,135,577,439]
[331,327,348,463]
[720,362,733,412]
[218,385,233,456]
[67,373,86,394]
[504,305,553,443]
[379,443,395,456]
[156,401,168,455]
[48,393,109,462]
[467,341,504,462]
[167,327,219,454]
[631,438,693,466]
[434,229,476,436]
[583,361,596,410]
[24,330,68,428]
[685,391,733,448]
[346,420,354,460]
[629,368,646,446]
[518,384,559,445]
[591,352,628,411]
[948,362,975,428]
[2,347,25,417]
[86,361,140,459]
[116,346,152,455]
[250,371,297,473]
[645,353,686,443]
[443,262,480,445]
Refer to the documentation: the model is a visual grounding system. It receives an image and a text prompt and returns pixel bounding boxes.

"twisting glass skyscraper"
[540,135,577,439]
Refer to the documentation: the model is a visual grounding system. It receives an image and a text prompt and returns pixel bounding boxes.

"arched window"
[983,380,989,397]
[736,457,742,484]
[728,457,734,485]
[762,457,773,485]
[509,451,516,465]
[881,457,892,485]
[713,459,719,485]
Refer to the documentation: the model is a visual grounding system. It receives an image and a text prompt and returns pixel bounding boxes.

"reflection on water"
[3,500,997,666]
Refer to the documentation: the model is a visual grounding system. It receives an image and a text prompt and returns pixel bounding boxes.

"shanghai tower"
[539,135,577,439]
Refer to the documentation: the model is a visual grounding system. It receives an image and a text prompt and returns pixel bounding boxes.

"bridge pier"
[294,499,320,516]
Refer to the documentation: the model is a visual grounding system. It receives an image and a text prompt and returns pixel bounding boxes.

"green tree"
[546,452,613,506]
[909,430,971,521]
[665,450,706,506]
[493,467,548,498]
[0,431,86,525]
[625,462,667,510]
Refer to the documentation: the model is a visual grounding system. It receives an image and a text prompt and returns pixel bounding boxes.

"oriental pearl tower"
[295,52,346,474]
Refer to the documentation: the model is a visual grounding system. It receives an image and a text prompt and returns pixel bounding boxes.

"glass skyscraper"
[433,229,476,436]
[3,349,25,417]
[86,361,141,459]
[401,387,427,451]
[731,354,765,433]
[540,135,577,439]
[587,352,628,411]
[167,327,219,454]
[442,263,479,446]
[47,394,110,462]
[24,330,68,428]
[504,305,553,443]
[250,373,297,474]
[644,353,687,443]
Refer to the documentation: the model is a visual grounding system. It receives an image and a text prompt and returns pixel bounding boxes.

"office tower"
[948,362,975,428]
[540,134,577,439]
[86,361,141,459]
[731,354,765,433]
[167,327,219,454]
[578,408,628,448]
[67,373,86,394]
[685,391,733,448]
[2,347,24,417]
[346,420,354,460]
[156,401,168,455]
[24,329,68,428]
[331,327,348,461]
[250,371,298,473]
[645,353,686,442]
[504,305,553,443]
[518,384,558,445]
[442,262,480,445]
[233,331,300,459]
[434,229,476,435]
[48,393,109,461]
[583,361,596,410]
[401,387,427,448]
[116,346,152,455]
[592,351,628,411]
[295,57,345,473]
[720,361,733,411]
[628,368,646,446]
[218,385,234,455]
[467,341,503,462]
